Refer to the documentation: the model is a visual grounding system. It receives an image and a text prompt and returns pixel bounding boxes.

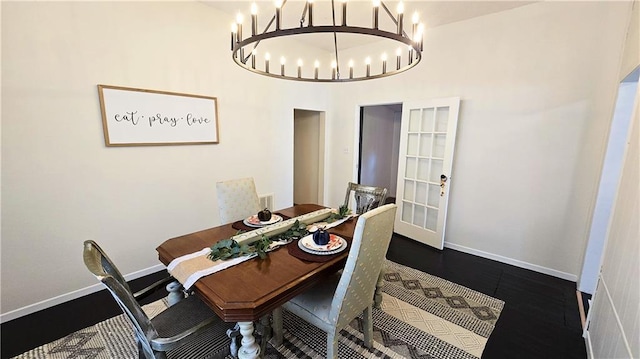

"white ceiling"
[205,1,535,51]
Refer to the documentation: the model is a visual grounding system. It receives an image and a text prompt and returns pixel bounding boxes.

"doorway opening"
[293,109,325,206]
[358,103,402,205]
[578,66,639,297]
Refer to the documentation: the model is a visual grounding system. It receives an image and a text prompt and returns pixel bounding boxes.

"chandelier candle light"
[230,0,424,82]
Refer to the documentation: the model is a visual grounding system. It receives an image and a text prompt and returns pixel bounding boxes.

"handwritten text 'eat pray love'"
[114,111,211,127]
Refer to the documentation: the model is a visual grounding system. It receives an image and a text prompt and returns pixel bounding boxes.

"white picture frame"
[98,85,219,146]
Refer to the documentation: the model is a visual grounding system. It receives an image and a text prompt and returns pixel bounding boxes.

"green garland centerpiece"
[326,205,350,223]
[207,205,351,262]
[207,220,308,261]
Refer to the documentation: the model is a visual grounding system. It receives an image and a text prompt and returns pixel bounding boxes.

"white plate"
[243,214,283,228]
[298,234,347,255]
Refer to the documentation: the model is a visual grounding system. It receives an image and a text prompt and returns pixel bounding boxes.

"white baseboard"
[3,244,578,323]
[444,242,578,282]
[0,264,166,324]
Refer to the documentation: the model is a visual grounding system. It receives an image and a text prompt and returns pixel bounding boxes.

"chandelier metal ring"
[230,1,424,83]
[233,26,421,82]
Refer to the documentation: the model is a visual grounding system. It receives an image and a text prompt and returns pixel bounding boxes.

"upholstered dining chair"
[216,177,262,224]
[343,182,388,214]
[275,203,397,358]
[83,240,233,359]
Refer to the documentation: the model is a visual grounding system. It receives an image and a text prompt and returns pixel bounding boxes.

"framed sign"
[97,85,219,146]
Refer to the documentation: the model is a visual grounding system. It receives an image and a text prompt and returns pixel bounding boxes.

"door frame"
[578,67,639,295]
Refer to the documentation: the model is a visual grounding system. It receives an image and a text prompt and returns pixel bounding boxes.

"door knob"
[440,174,448,196]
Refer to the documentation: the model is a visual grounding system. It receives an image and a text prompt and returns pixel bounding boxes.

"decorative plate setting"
[243,214,283,228]
[298,234,347,255]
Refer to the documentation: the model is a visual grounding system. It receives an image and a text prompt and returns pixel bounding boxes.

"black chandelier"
[231,0,424,82]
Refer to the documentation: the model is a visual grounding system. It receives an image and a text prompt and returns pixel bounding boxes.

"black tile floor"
[0,271,169,359]
[386,234,587,359]
[1,234,587,359]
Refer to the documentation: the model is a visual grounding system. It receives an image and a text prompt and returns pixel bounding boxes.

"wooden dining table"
[156,203,358,359]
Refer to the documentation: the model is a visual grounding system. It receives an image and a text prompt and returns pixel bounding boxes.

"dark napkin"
[287,236,350,263]
[231,213,291,232]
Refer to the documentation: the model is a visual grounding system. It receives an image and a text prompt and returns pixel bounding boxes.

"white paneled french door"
[394,98,460,249]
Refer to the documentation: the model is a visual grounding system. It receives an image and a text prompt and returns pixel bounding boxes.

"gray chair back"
[83,240,159,359]
[343,182,388,214]
[216,177,262,224]
[329,204,397,333]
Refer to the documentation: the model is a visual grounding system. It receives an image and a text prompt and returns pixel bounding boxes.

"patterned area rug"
[13,260,504,359]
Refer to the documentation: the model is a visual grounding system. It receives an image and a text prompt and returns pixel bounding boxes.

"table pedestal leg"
[237,321,260,359]
[165,281,185,306]
[226,323,240,358]
[374,264,385,308]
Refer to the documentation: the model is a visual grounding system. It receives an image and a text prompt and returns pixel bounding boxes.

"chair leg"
[363,305,373,348]
[137,336,157,359]
[137,339,145,359]
[326,332,339,359]
[271,306,283,346]
[259,314,271,356]
[373,265,385,308]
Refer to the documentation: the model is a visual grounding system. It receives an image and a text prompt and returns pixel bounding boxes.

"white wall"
[586,2,639,357]
[620,1,640,82]
[0,1,331,319]
[325,1,631,280]
[1,0,634,322]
